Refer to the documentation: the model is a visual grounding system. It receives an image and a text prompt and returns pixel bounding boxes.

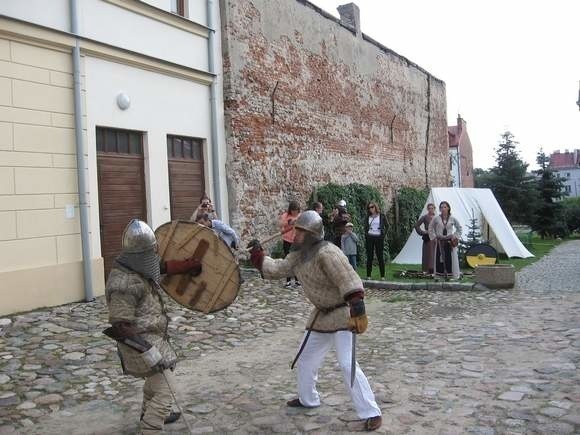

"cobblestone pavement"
[0,241,579,434]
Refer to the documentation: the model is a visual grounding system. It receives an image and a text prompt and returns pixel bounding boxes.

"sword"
[350,332,356,388]
[161,370,194,435]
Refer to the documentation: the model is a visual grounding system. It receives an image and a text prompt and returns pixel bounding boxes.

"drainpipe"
[207,0,222,218]
[70,0,94,301]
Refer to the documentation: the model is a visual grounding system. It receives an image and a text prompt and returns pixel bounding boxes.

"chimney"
[457,114,464,135]
[337,3,361,38]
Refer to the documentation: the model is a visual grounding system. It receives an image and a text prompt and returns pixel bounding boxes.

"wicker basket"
[474,264,515,289]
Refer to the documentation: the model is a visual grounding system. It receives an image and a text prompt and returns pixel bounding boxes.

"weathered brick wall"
[220,0,449,240]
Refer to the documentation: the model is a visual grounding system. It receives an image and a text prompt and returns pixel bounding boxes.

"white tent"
[392,187,533,264]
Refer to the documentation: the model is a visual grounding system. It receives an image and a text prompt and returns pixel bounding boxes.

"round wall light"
[116,92,131,110]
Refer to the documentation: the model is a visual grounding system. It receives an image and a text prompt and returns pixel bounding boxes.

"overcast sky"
[309,0,580,169]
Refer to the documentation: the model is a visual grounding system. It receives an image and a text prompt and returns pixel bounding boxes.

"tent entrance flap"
[392,187,533,264]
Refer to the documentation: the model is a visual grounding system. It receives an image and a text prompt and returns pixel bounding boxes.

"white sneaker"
[284,282,293,288]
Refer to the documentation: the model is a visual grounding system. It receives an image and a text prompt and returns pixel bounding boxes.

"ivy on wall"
[308,184,428,264]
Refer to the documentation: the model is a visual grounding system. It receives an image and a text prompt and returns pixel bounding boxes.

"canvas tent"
[392,187,533,264]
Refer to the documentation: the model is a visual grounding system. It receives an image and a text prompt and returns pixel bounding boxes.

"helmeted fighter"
[104,219,201,434]
[249,210,382,431]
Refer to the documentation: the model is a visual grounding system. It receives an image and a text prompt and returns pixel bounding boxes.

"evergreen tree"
[458,210,483,266]
[488,132,538,224]
[532,149,568,238]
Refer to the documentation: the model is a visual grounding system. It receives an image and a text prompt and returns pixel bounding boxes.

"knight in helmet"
[104,219,202,434]
[248,210,382,431]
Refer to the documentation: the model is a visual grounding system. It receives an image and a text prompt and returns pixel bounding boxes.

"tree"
[488,132,538,224]
[473,168,494,189]
[531,149,568,238]
[458,209,483,266]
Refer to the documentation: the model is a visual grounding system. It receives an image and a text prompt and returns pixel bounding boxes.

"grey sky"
[309,0,580,170]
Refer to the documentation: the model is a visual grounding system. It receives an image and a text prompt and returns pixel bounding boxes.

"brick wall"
[220,0,449,240]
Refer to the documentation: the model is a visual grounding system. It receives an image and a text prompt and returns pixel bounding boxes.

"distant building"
[448,115,474,187]
[549,149,580,197]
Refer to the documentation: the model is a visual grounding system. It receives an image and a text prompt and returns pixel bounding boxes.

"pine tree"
[458,209,483,266]
[488,132,538,224]
[532,149,568,238]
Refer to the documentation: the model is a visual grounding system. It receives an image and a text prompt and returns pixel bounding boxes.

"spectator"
[341,222,359,270]
[331,200,351,247]
[311,201,324,216]
[190,194,218,222]
[196,213,239,250]
[428,201,462,280]
[279,201,301,287]
[414,203,436,274]
[364,202,387,280]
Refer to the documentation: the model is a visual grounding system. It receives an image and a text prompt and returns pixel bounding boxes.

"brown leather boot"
[286,398,306,408]
[365,415,382,431]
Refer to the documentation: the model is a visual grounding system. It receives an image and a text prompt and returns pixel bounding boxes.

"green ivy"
[308,183,384,266]
[308,184,428,266]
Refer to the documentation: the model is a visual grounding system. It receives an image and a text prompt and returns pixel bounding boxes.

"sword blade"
[350,332,356,388]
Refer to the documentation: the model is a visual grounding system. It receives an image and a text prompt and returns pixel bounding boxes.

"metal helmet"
[122,219,157,253]
[337,199,347,207]
[294,210,324,239]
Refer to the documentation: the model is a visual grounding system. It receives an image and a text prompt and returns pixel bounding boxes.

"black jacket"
[364,213,387,238]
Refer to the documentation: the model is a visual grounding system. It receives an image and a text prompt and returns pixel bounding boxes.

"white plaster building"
[549,149,580,198]
[0,0,228,315]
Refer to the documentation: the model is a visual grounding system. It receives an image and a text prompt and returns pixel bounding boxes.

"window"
[96,127,143,155]
[565,185,572,193]
[167,135,203,160]
[171,0,186,17]
[566,172,571,178]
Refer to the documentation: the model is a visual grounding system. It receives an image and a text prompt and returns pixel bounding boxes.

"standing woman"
[279,200,301,287]
[414,203,436,274]
[364,202,387,280]
[428,201,462,279]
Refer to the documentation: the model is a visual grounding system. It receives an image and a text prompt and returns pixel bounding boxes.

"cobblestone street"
[0,240,579,434]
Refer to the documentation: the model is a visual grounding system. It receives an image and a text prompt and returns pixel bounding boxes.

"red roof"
[550,151,580,168]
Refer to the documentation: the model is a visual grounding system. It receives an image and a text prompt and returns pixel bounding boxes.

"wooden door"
[167,135,205,220]
[96,127,147,277]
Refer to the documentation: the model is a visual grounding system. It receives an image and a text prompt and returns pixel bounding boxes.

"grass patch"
[359,235,567,281]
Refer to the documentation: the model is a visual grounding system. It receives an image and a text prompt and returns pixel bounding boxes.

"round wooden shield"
[465,243,498,268]
[155,220,241,314]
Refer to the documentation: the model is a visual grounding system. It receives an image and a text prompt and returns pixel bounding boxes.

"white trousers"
[296,330,382,419]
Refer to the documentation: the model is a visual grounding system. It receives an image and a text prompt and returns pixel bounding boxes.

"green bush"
[562,198,580,234]
[308,184,428,266]
[309,183,384,266]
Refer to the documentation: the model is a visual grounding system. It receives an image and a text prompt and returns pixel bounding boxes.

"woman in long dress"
[429,201,462,279]
[414,203,436,274]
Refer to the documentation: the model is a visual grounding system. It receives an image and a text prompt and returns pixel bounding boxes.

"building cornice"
[103,0,211,38]
[0,15,214,86]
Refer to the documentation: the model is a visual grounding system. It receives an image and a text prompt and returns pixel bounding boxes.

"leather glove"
[247,239,264,271]
[346,295,368,334]
[140,345,163,368]
[165,258,202,276]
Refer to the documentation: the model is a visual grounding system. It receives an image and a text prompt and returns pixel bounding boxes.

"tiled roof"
[550,151,580,168]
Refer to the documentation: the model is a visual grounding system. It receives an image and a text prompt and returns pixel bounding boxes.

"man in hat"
[331,200,351,247]
[105,219,202,434]
[248,211,382,431]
